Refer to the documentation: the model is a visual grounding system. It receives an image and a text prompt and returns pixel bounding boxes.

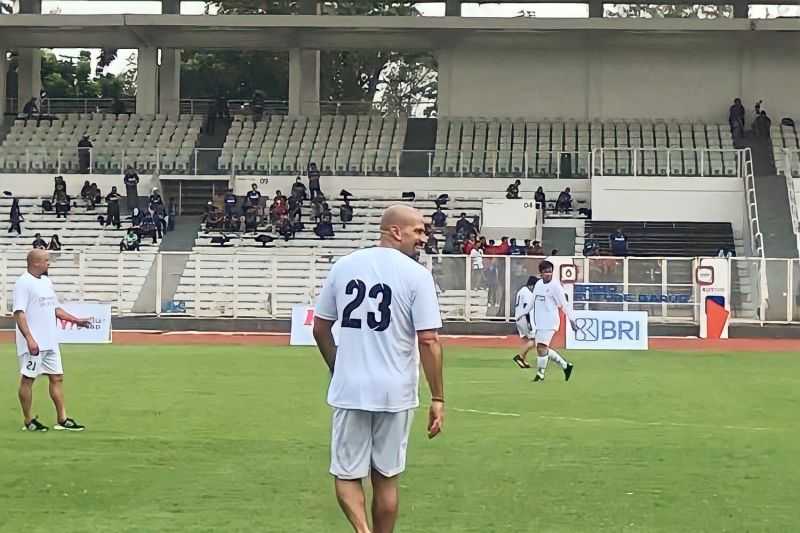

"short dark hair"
[539,260,554,273]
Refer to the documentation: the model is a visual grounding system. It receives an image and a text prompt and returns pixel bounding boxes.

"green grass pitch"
[1,344,799,532]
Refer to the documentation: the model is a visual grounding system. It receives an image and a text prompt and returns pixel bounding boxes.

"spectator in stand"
[105,186,122,229]
[32,233,47,249]
[483,239,499,255]
[123,166,140,212]
[227,211,242,232]
[8,198,22,235]
[497,237,511,255]
[288,196,303,230]
[131,207,143,228]
[206,208,223,230]
[472,215,481,233]
[153,209,166,240]
[80,180,96,210]
[462,235,476,255]
[48,234,62,251]
[223,188,238,217]
[202,201,215,225]
[90,183,102,207]
[485,258,499,306]
[274,190,287,205]
[276,214,293,241]
[729,98,746,143]
[149,188,164,212]
[506,179,521,199]
[111,96,127,116]
[509,238,524,256]
[269,193,288,224]
[456,213,473,238]
[583,239,601,256]
[78,135,93,173]
[52,186,70,220]
[610,228,629,256]
[340,197,354,229]
[530,241,545,256]
[556,187,572,213]
[535,186,546,209]
[550,249,559,256]
[431,207,447,229]
[425,228,439,255]
[314,217,334,239]
[321,203,333,224]
[22,97,39,122]
[140,209,159,244]
[470,242,484,289]
[291,177,308,203]
[120,229,141,252]
[244,206,259,233]
[246,183,262,209]
[308,162,322,200]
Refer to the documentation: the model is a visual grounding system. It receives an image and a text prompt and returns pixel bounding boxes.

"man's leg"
[335,478,371,533]
[48,374,67,423]
[534,343,549,381]
[547,348,574,381]
[371,470,399,533]
[18,376,35,425]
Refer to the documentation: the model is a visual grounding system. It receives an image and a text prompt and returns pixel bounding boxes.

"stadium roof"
[1,15,799,50]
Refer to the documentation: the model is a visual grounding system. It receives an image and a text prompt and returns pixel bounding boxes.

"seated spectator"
[202,202,215,224]
[276,215,293,241]
[506,179,521,199]
[556,187,572,213]
[130,207,143,227]
[140,210,159,244]
[472,215,481,233]
[497,237,511,255]
[340,198,353,228]
[425,227,439,255]
[48,234,62,251]
[550,248,559,256]
[23,97,39,121]
[120,229,141,252]
[442,233,457,254]
[291,177,308,202]
[321,203,333,224]
[311,195,325,223]
[314,219,334,239]
[206,208,223,230]
[509,238,524,256]
[462,236,476,255]
[246,183,262,209]
[223,188,237,216]
[269,195,289,224]
[32,233,47,249]
[112,97,127,116]
[90,183,102,207]
[149,188,164,212]
[484,239,499,255]
[8,198,22,235]
[609,228,628,256]
[530,241,545,256]
[431,207,447,228]
[288,196,303,230]
[455,213,473,238]
[535,186,546,208]
[244,206,259,233]
[583,238,600,256]
[81,180,95,209]
[228,212,243,232]
[274,190,288,205]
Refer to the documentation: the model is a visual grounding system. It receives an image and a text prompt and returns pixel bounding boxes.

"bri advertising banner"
[566,310,648,351]
[290,304,340,346]
[57,303,112,344]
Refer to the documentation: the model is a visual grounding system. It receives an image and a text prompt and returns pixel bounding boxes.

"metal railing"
[782,152,800,257]
[742,148,764,258]
[591,147,746,178]
[2,252,798,323]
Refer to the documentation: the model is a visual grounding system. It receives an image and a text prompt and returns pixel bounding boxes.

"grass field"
[1,344,799,533]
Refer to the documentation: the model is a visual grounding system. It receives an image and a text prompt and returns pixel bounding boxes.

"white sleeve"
[49,278,61,308]
[314,264,339,321]
[555,284,576,322]
[411,270,443,331]
[12,279,29,313]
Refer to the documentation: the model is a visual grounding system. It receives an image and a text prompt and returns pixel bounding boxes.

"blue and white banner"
[57,303,112,344]
[566,310,648,350]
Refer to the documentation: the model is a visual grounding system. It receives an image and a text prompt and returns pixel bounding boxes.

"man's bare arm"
[312,317,337,373]
[55,308,91,327]
[13,311,35,343]
[418,329,444,400]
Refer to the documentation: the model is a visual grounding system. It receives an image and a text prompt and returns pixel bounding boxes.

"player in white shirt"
[313,205,444,533]
[13,249,92,432]
[531,260,577,382]
[511,276,538,369]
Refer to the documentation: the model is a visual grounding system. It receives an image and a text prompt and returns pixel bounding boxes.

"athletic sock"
[548,349,568,370]
[536,355,548,372]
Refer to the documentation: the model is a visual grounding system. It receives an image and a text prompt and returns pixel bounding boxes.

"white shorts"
[515,317,534,339]
[18,349,63,378]
[535,329,556,346]
[330,408,414,480]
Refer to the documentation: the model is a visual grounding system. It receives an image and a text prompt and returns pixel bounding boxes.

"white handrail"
[781,149,800,257]
[591,147,746,178]
[742,148,764,258]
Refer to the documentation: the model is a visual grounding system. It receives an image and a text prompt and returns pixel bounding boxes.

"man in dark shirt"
[32,233,47,249]
[339,198,354,229]
[105,186,122,229]
[509,238,524,256]
[244,206,259,233]
[276,214,294,241]
[610,228,628,256]
[455,213,473,238]
[123,166,140,212]
[77,135,93,173]
[729,98,745,142]
[431,207,447,229]
[308,162,322,200]
[223,189,237,217]
[140,210,159,244]
[291,177,308,202]
[246,184,262,209]
[556,187,572,213]
[149,189,164,212]
[506,179,521,200]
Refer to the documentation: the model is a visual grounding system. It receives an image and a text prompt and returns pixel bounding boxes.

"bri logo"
[574,318,641,341]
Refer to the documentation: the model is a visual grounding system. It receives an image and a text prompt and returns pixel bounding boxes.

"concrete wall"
[591,176,745,237]
[1,173,156,197]
[438,32,800,121]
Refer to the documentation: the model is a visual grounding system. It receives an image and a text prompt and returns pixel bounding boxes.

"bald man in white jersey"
[313,205,445,533]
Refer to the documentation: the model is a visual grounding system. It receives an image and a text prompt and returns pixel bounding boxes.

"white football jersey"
[13,272,61,355]
[514,286,534,321]
[315,246,443,412]
[531,279,573,331]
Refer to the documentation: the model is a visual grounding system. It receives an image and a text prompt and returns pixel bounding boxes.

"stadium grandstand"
[3,0,800,531]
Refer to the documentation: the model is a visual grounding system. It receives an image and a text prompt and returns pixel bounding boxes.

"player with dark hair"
[531,260,577,382]
[512,276,538,369]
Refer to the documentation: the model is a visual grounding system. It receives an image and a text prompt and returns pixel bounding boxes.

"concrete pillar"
[137,47,159,115]
[19,0,41,13]
[733,0,748,19]
[445,0,461,16]
[17,49,42,109]
[289,49,320,116]
[161,0,179,14]
[588,0,603,18]
[435,49,453,116]
[159,49,181,117]
[0,52,7,125]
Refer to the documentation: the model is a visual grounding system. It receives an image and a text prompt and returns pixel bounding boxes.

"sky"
[22,1,800,75]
